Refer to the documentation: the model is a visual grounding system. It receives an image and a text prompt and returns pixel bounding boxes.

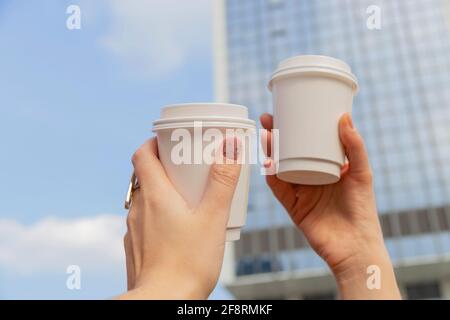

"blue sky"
[0,0,232,299]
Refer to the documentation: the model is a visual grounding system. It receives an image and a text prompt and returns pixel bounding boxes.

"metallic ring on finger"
[124,171,140,210]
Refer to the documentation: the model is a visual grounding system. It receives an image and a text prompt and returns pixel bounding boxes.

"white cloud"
[0,214,125,274]
[0,214,235,299]
[95,0,212,78]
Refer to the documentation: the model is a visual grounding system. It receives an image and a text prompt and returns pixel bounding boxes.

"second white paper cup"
[152,103,256,241]
[269,55,359,185]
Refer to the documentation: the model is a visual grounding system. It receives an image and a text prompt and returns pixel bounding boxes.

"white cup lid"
[153,103,256,131]
[269,55,358,92]
[160,103,249,119]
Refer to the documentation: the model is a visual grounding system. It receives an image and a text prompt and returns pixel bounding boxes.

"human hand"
[261,113,400,299]
[118,137,241,300]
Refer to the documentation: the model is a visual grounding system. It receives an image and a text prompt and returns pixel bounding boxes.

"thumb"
[339,113,372,180]
[199,137,242,217]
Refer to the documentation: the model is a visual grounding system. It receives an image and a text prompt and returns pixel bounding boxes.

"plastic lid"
[152,103,256,131]
[160,103,248,118]
[269,55,358,92]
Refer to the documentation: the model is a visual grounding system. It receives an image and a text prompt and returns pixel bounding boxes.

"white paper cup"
[152,103,256,241]
[268,55,359,185]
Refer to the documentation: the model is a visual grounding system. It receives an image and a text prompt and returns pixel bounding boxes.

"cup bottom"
[226,228,241,242]
[277,158,341,185]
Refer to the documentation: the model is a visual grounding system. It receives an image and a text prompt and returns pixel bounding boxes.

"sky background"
[0,0,232,299]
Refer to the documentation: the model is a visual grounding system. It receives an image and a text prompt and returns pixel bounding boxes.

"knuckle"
[131,149,142,167]
[145,196,158,210]
[147,193,166,211]
[126,212,136,230]
[211,165,239,188]
[354,169,373,184]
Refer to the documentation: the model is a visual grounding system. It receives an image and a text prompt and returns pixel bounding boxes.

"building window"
[406,281,441,300]
[236,256,283,276]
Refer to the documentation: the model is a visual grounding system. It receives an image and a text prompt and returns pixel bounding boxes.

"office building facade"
[214,0,450,299]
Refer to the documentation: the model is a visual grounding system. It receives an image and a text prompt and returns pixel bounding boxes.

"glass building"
[214,0,450,299]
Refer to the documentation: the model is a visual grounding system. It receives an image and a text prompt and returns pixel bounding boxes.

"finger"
[125,192,141,286]
[260,128,272,157]
[199,137,242,220]
[125,206,142,282]
[260,115,297,210]
[131,138,172,189]
[123,233,136,290]
[266,173,298,213]
[339,113,372,178]
[260,114,273,157]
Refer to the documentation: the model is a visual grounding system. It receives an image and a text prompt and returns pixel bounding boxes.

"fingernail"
[259,115,264,124]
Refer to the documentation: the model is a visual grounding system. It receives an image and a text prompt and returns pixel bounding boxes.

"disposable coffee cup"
[152,103,256,241]
[268,55,359,185]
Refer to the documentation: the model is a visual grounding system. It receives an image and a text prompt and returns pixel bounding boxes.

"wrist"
[133,268,210,300]
[331,244,401,299]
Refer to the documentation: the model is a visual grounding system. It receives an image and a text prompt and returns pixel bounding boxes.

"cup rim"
[268,55,359,93]
[152,116,256,131]
[280,55,352,70]
[162,102,248,110]
[153,103,256,131]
